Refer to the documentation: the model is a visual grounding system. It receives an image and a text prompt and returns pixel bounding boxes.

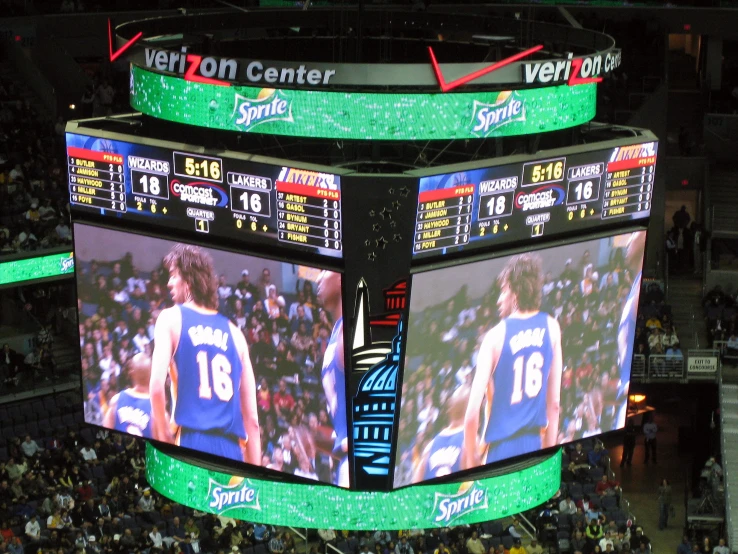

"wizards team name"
[188,325,229,351]
[433,484,488,525]
[509,328,546,355]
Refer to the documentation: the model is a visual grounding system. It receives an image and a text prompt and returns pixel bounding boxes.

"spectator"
[269,532,285,554]
[620,421,637,467]
[395,537,414,554]
[467,532,485,554]
[20,435,42,458]
[509,539,527,554]
[570,443,590,470]
[559,495,577,515]
[588,442,608,468]
[713,539,729,554]
[678,536,692,554]
[595,475,620,497]
[643,416,658,464]
[528,539,543,554]
[24,515,41,543]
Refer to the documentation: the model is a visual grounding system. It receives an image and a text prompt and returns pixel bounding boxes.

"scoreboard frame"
[407,129,658,263]
[65,120,351,265]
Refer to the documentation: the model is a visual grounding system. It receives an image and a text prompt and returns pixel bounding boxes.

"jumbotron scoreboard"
[66,133,343,258]
[412,140,657,258]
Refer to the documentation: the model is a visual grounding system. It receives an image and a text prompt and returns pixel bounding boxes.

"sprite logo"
[232,89,293,132]
[60,255,75,274]
[207,478,261,514]
[432,482,489,526]
[471,91,526,137]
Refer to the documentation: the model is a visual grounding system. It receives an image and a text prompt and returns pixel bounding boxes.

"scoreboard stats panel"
[412,141,658,259]
[66,133,343,259]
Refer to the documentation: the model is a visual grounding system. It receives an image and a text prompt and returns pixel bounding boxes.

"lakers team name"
[117,406,150,431]
[188,325,229,351]
[509,328,546,355]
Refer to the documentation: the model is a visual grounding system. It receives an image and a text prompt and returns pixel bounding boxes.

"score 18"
[478,192,514,220]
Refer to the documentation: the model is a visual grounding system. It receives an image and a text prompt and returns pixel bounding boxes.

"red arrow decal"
[428,44,544,93]
[108,18,142,62]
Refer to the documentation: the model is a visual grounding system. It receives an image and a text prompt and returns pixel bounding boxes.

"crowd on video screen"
[395,234,643,486]
[77,230,344,485]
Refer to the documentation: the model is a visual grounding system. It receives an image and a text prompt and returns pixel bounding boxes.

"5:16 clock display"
[173,152,223,183]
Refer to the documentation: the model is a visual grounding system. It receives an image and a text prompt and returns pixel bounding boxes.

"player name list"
[275,181,342,252]
[601,159,655,219]
[413,186,474,253]
[67,147,126,213]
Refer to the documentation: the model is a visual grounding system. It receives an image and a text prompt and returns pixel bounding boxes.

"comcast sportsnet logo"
[471,91,526,137]
[232,89,293,132]
[432,482,489,526]
[207,477,261,515]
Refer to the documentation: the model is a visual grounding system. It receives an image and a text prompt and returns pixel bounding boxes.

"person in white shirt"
[132,327,150,354]
[55,220,71,241]
[318,529,336,545]
[21,435,42,458]
[149,526,164,551]
[713,538,729,554]
[99,345,120,382]
[559,495,577,515]
[25,516,41,542]
[80,445,98,463]
[599,532,614,552]
[217,275,233,300]
[127,268,147,299]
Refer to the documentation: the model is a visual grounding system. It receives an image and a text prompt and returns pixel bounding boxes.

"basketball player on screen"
[317,269,348,487]
[462,253,563,469]
[103,352,155,439]
[616,231,646,428]
[150,244,261,465]
[413,386,470,482]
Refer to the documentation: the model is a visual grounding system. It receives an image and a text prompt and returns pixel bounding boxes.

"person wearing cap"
[509,539,526,554]
[138,488,155,515]
[24,202,40,223]
[236,269,259,301]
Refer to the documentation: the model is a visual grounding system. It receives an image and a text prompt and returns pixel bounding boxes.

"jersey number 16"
[511,352,543,404]
[196,351,234,401]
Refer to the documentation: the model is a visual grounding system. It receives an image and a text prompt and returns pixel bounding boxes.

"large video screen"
[74,223,348,487]
[394,229,646,486]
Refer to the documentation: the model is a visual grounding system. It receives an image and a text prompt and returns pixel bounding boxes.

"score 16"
[230,186,272,218]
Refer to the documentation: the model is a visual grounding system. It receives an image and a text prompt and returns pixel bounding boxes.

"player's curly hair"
[498,252,543,311]
[164,244,219,310]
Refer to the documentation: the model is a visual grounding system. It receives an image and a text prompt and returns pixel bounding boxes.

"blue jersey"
[114,389,152,438]
[485,312,553,444]
[322,317,346,454]
[424,428,463,478]
[618,271,641,386]
[171,305,246,439]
